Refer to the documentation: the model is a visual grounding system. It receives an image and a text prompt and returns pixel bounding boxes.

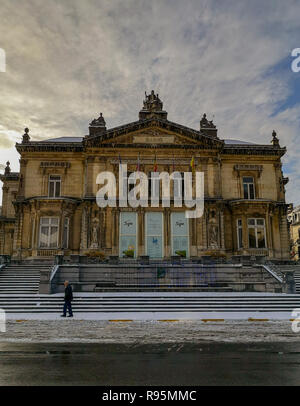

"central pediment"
[101,127,193,146]
[84,117,223,149]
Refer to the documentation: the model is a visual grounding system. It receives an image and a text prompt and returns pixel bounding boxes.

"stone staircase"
[0,262,299,314]
[294,269,300,293]
[0,292,299,313]
[0,263,49,294]
[50,264,284,294]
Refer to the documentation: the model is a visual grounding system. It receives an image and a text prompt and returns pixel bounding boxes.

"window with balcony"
[49,175,61,197]
[243,177,255,199]
[248,218,266,249]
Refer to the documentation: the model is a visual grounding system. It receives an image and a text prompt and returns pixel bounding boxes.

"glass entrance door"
[171,212,189,258]
[119,212,137,258]
[145,212,163,259]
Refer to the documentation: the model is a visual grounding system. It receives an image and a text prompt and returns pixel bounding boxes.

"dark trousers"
[63,300,73,316]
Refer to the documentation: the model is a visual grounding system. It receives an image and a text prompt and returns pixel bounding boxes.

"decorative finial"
[271,130,280,147]
[22,127,30,143]
[4,161,11,175]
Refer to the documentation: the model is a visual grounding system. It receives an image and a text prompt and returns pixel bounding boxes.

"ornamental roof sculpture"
[88,112,106,136]
[271,130,280,147]
[200,113,218,138]
[22,128,30,144]
[14,91,286,157]
[139,90,168,120]
[4,161,10,175]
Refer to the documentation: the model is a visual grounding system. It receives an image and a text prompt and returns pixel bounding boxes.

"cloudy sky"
[0,0,300,204]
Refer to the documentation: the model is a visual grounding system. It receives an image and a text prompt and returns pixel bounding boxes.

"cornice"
[223,145,286,157]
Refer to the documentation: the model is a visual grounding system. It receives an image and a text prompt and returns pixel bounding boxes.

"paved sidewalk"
[0,319,299,343]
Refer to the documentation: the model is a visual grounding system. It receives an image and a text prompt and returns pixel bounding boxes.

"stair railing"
[260,264,283,283]
[50,264,59,282]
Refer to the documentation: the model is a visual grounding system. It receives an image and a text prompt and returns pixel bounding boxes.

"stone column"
[203,209,208,249]
[220,209,225,249]
[279,206,290,259]
[0,225,5,255]
[266,204,273,257]
[80,205,88,251]
[139,208,145,256]
[111,208,118,254]
[105,207,111,250]
[164,208,171,258]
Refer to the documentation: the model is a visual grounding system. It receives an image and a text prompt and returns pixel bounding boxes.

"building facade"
[0,91,290,261]
[288,205,300,261]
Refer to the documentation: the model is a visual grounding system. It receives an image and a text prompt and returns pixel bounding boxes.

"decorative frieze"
[40,162,71,168]
[234,164,263,176]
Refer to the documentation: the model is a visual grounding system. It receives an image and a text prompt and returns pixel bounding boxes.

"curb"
[109,320,133,322]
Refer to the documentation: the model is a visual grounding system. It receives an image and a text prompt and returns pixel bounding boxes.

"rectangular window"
[237,219,243,249]
[145,212,163,258]
[171,212,189,258]
[243,177,255,199]
[247,218,266,249]
[62,218,69,249]
[49,175,61,197]
[39,217,59,248]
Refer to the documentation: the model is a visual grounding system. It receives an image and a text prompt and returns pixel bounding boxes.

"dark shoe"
[67,315,73,318]
[60,315,66,317]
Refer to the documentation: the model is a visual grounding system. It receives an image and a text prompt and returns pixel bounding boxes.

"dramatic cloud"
[0,0,299,204]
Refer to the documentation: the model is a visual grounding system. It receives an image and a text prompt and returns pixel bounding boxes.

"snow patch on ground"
[4,311,294,320]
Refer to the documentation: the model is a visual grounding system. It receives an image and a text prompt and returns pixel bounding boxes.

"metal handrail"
[50,264,59,282]
[261,264,283,283]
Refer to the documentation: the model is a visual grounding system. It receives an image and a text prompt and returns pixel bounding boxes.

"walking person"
[61,280,73,318]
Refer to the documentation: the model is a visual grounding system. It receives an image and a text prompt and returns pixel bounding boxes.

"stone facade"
[288,205,300,260]
[0,91,290,260]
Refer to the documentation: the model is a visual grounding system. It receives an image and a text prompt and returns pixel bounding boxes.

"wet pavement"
[1,342,300,385]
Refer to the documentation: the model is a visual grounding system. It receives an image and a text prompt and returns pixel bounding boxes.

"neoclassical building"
[0,91,290,261]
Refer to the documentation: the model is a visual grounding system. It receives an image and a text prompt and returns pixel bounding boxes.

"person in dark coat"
[61,280,73,317]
